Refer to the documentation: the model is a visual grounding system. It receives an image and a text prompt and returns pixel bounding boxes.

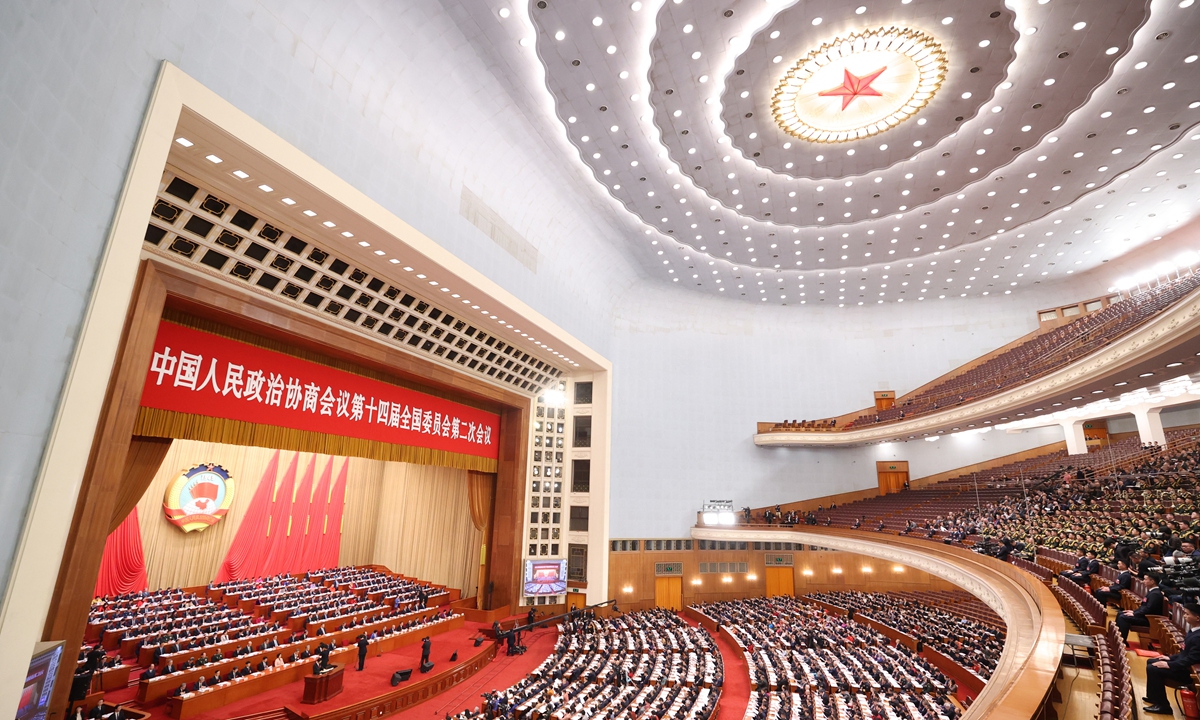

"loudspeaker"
[473,637,485,647]
[450,651,458,661]
[420,661,435,674]
[391,669,413,686]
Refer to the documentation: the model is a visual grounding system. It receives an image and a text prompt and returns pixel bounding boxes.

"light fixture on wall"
[691,578,702,585]
[701,501,736,525]
[622,585,633,594]
[861,566,873,573]
[802,569,814,576]
[746,574,757,581]
[831,567,843,574]
[721,576,733,583]
[892,565,905,573]
[542,388,567,407]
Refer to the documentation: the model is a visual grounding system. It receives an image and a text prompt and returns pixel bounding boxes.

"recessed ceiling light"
[978,39,990,47]
[1140,372,1154,377]
[231,170,249,179]
[389,258,400,264]
[205,154,223,164]
[257,184,273,192]
[592,16,602,26]
[941,16,953,24]
[303,210,317,216]
[281,197,296,205]
[174,137,194,147]
[1091,389,1104,394]
[403,266,414,272]
[1106,46,1120,55]
[322,220,336,227]
[1073,21,1087,30]
[342,231,354,237]
[1072,397,1083,401]
[498,7,510,18]
[1114,381,1128,386]
[1167,362,1184,367]
[554,30,565,41]
[358,241,370,247]
[373,250,385,256]
[812,17,822,25]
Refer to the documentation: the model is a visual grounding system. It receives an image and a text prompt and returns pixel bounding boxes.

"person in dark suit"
[318,642,331,672]
[420,636,432,666]
[357,635,369,671]
[1116,573,1164,640]
[1093,560,1132,607]
[1061,551,1099,584]
[1144,603,1200,713]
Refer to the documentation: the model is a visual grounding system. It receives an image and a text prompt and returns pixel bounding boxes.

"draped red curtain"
[278,456,314,572]
[94,507,149,597]
[318,460,349,569]
[259,453,299,577]
[213,450,279,583]
[299,460,332,573]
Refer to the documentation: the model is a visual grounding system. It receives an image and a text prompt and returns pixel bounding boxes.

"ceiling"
[450,0,1200,306]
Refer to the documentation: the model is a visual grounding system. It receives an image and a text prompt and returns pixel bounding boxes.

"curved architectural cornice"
[691,526,1064,720]
[755,285,1200,447]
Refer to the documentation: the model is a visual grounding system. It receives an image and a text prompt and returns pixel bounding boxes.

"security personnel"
[1116,573,1164,641]
[1143,603,1200,714]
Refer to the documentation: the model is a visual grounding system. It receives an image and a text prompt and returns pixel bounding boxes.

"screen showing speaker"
[523,559,568,595]
[19,642,63,720]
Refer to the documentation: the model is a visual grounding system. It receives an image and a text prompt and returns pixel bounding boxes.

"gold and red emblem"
[163,464,235,532]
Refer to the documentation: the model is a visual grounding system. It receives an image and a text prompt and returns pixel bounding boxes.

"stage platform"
[124,623,500,720]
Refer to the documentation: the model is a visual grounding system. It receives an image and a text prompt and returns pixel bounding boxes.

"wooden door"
[765,567,795,597]
[654,576,682,611]
[566,592,587,611]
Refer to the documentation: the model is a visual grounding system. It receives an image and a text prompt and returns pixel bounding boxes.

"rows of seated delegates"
[765,272,1200,434]
[803,592,1004,680]
[76,567,457,710]
[451,608,722,720]
[738,431,1200,717]
[316,566,448,611]
[691,597,960,720]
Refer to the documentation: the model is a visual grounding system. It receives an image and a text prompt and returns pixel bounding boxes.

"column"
[1132,407,1167,449]
[1061,420,1089,455]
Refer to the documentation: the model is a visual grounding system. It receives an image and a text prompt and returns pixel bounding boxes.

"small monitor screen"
[523,559,568,596]
[19,642,63,720]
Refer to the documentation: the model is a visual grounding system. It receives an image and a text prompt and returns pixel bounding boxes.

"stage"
[121,622,507,720]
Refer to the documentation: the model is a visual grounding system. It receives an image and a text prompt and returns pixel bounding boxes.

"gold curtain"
[467,472,496,531]
[363,463,483,596]
[109,436,173,534]
[133,439,484,595]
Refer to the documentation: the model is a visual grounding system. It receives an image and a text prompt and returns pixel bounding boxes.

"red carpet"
[712,628,750,720]
[131,624,495,720]
[389,624,560,720]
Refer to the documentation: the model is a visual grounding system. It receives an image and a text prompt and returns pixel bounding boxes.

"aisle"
[389,624,560,720]
[712,628,750,720]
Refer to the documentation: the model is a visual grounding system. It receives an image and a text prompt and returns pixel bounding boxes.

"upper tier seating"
[692,596,960,720]
[763,273,1200,432]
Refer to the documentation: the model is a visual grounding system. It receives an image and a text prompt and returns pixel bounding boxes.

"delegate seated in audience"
[1060,551,1100,585]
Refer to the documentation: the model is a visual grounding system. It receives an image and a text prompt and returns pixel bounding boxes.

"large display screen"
[19,642,63,720]
[523,559,568,596]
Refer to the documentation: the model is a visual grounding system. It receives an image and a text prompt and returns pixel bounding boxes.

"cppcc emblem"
[163,464,235,532]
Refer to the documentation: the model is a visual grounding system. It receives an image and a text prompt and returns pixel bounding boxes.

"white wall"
[1106,402,1200,435]
[606,283,1087,537]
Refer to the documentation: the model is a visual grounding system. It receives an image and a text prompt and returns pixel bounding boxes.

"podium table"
[302,664,345,704]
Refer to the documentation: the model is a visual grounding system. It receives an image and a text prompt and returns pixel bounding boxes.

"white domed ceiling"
[452,0,1200,305]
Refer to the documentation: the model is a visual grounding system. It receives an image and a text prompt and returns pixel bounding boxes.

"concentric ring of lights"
[771,27,948,144]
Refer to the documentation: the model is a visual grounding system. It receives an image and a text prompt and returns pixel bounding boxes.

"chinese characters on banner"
[140,321,501,460]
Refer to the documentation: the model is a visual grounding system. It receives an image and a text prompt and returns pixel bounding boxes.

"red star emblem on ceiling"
[818,66,888,110]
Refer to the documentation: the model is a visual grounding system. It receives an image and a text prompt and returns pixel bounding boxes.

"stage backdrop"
[135,439,482,594]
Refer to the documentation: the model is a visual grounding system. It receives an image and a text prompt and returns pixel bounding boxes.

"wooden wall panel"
[609,548,959,612]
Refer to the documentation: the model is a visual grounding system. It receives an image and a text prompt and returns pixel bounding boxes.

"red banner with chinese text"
[140,321,500,459]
